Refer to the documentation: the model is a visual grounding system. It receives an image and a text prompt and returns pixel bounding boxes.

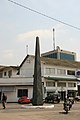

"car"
[18,96,31,104]
[75,96,80,101]
[45,93,61,103]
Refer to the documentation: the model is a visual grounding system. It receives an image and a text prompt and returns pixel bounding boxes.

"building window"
[57,69,66,75]
[57,82,66,87]
[68,83,76,87]
[4,72,6,76]
[46,68,55,75]
[0,72,3,78]
[60,53,75,61]
[17,89,28,97]
[46,82,55,87]
[67,70,75,75]
[8,70,12,78]
[43,53,57,59]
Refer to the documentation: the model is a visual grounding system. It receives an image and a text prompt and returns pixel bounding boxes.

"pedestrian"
[2,93,7,109]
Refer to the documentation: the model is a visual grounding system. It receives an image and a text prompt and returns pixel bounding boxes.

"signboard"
[76,71,80,76]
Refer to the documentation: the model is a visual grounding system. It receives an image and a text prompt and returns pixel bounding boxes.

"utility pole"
[26,45,28,55]
[53,28,55,50]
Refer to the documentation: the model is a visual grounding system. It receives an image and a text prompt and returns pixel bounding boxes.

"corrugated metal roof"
[0,66,18,72]
[41,57,80,68]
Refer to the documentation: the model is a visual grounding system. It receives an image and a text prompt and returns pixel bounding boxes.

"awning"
[0,86,16,92]
[44,77,78,81]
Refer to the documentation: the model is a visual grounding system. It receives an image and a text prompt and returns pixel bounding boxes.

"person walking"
[2,93,7,109]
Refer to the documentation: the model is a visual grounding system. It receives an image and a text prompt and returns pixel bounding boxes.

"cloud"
[3,50,14,59]
[17,29,52,42]
[16,24,67,43]
[16,24,80,59]
[16,25,70,54]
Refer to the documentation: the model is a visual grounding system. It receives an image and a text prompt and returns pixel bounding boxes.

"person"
[63,96,70,108]
[63,96,68,109]
[2,93,7,109]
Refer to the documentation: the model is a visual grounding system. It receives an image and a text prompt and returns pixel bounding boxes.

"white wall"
[20,56,34,77]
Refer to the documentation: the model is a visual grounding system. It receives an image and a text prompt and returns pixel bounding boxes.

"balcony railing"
[0,77,33,85]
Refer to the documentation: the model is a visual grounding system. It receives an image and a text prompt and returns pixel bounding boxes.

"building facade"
[0,55,80,102]
[41,46,76,61]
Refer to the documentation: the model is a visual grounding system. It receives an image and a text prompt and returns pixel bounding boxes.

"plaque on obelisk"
[32,36,43,106]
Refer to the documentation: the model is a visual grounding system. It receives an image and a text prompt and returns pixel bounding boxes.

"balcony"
[0,77,33,86]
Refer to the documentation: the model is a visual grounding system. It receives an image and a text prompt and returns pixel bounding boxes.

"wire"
[8,0,80,30]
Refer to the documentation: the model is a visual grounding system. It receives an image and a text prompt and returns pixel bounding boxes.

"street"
[0,102,80,120]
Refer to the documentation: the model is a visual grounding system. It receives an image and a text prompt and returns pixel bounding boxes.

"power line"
[8,0,80,30]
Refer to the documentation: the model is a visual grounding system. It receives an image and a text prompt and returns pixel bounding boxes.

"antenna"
[26,45,28,55]
[53,28,55,50]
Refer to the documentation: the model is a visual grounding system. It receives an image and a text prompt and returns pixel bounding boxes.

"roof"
[19,54,80,69]
[0,66,5,69]
[19,55,30,68]
[0,54,78,71]
[44,77,78,81]
[41,57,80,68]
[0,66,18,72]
[41,47,76,56]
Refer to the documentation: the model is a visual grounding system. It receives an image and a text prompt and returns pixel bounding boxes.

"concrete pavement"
[0,102,80,120]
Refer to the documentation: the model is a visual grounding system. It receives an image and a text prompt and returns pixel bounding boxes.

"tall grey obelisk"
[32,36,43,106]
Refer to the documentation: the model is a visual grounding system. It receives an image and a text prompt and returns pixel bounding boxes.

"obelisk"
[32,36,43,106]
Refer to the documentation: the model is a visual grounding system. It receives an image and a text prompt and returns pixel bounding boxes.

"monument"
[32,36,43,106]
[21,36,54,109]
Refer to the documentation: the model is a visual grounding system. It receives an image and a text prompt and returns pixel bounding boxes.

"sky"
[0,0,80,66]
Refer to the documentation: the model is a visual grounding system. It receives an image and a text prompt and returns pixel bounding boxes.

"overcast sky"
[0,0,80,66]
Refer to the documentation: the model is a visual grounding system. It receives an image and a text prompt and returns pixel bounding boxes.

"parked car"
[18,96,31,104]
[45,92,61,103]
[75,96,80,101]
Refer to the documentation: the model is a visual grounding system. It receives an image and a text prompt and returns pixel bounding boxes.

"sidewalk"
[0,102,55,111]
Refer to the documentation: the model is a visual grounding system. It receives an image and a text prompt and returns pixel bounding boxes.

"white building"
[0,55,80,102]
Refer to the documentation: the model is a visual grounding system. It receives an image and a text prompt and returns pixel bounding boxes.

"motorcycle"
[69,101,72,110]
[63,99,73,114]
[63,102,70,114]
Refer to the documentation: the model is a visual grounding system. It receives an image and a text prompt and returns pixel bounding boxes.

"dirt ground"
[0,102,80,120]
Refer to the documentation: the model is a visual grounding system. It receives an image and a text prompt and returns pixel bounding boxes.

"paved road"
[0,102,80,120]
